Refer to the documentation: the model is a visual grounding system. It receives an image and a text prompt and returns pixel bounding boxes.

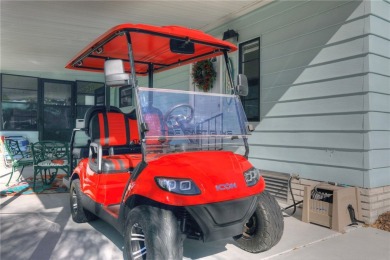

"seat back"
[83,105,122,133]
[89,111,130,147]
[30,141,69,165]
[4,138,30,161]
[125,109,141,145]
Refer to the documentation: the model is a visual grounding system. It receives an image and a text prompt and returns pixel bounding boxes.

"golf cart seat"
[70,105,122,164]
[88,109,139,173]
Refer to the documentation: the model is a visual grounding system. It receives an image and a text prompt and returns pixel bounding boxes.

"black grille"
[262,171,290,202]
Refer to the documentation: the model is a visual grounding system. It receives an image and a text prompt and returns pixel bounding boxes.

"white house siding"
[364,0,390,188]
[204,0,390,189]
[146,0,390,189]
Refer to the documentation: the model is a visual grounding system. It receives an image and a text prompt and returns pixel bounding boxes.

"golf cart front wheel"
[234,191,284,253]
[124,205,183,260]
[70,179,97,223]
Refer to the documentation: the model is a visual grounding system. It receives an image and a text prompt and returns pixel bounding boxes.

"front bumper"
[185,195,258,242]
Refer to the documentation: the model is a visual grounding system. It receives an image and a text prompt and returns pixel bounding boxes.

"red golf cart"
[65,23,283,260]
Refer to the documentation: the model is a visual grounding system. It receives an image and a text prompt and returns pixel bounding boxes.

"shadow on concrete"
[0,193,124,260]
[0,186,30,209]
[184,238,231,259]
[29,207,69,260]
[1,209,68,260]
[89,219,124,250]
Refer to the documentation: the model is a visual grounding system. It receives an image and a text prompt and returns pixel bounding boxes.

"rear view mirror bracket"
[236,74,249,96]
[170,39,195,54]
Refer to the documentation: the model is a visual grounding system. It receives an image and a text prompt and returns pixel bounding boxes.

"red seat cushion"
[101,155,132,173]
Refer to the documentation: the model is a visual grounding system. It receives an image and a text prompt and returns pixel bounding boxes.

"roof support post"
[125,31,137,88]
[223,50,234,95]
[125,31,148,163]
[148,63,154,88]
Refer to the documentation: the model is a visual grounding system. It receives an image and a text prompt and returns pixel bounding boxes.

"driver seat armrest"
[88,142,102,173]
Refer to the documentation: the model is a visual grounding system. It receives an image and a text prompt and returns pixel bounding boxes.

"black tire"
[123,205,183,260]
[234,191,284,253]
[70,179,97,223]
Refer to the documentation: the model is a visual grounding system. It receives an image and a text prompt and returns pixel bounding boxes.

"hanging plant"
[191,59,216,92]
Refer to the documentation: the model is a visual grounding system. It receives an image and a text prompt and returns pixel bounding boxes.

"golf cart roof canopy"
[65,23,237,76]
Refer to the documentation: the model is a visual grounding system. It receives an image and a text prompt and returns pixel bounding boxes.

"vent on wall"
[261,171,290,203]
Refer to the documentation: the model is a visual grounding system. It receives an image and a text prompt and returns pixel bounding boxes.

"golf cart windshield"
[137,87,249,157]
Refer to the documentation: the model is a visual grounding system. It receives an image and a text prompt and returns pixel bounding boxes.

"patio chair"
[30,141,70,191]
[3,138,34,186]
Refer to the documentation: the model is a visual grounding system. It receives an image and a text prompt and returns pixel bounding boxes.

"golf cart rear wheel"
[234,191,284,253]
[124,205,183,260]
[70,179,97,223]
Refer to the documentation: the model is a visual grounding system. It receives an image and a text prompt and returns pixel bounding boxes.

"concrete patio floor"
[1,166,389,260]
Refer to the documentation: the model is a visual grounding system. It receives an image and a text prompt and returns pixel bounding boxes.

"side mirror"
[236,74,248,96]
[104,59,130,87]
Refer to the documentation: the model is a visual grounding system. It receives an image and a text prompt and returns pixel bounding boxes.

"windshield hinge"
[141,122,149,132]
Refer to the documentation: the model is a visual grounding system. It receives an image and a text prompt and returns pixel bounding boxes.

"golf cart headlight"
[244,167,260,187]
[155,177,201,195]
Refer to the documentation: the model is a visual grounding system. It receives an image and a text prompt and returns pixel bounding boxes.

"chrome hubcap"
[130,223,146,259]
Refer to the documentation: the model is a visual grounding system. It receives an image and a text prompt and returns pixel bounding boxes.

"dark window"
[43,81,72,130]
[239,38,260,121]
[94,87,105,106]
[76,81,105,118]
[119,86,133,108]
[1,74,38,130]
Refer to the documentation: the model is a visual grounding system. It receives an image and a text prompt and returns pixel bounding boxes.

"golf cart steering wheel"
[164,103,194,131]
